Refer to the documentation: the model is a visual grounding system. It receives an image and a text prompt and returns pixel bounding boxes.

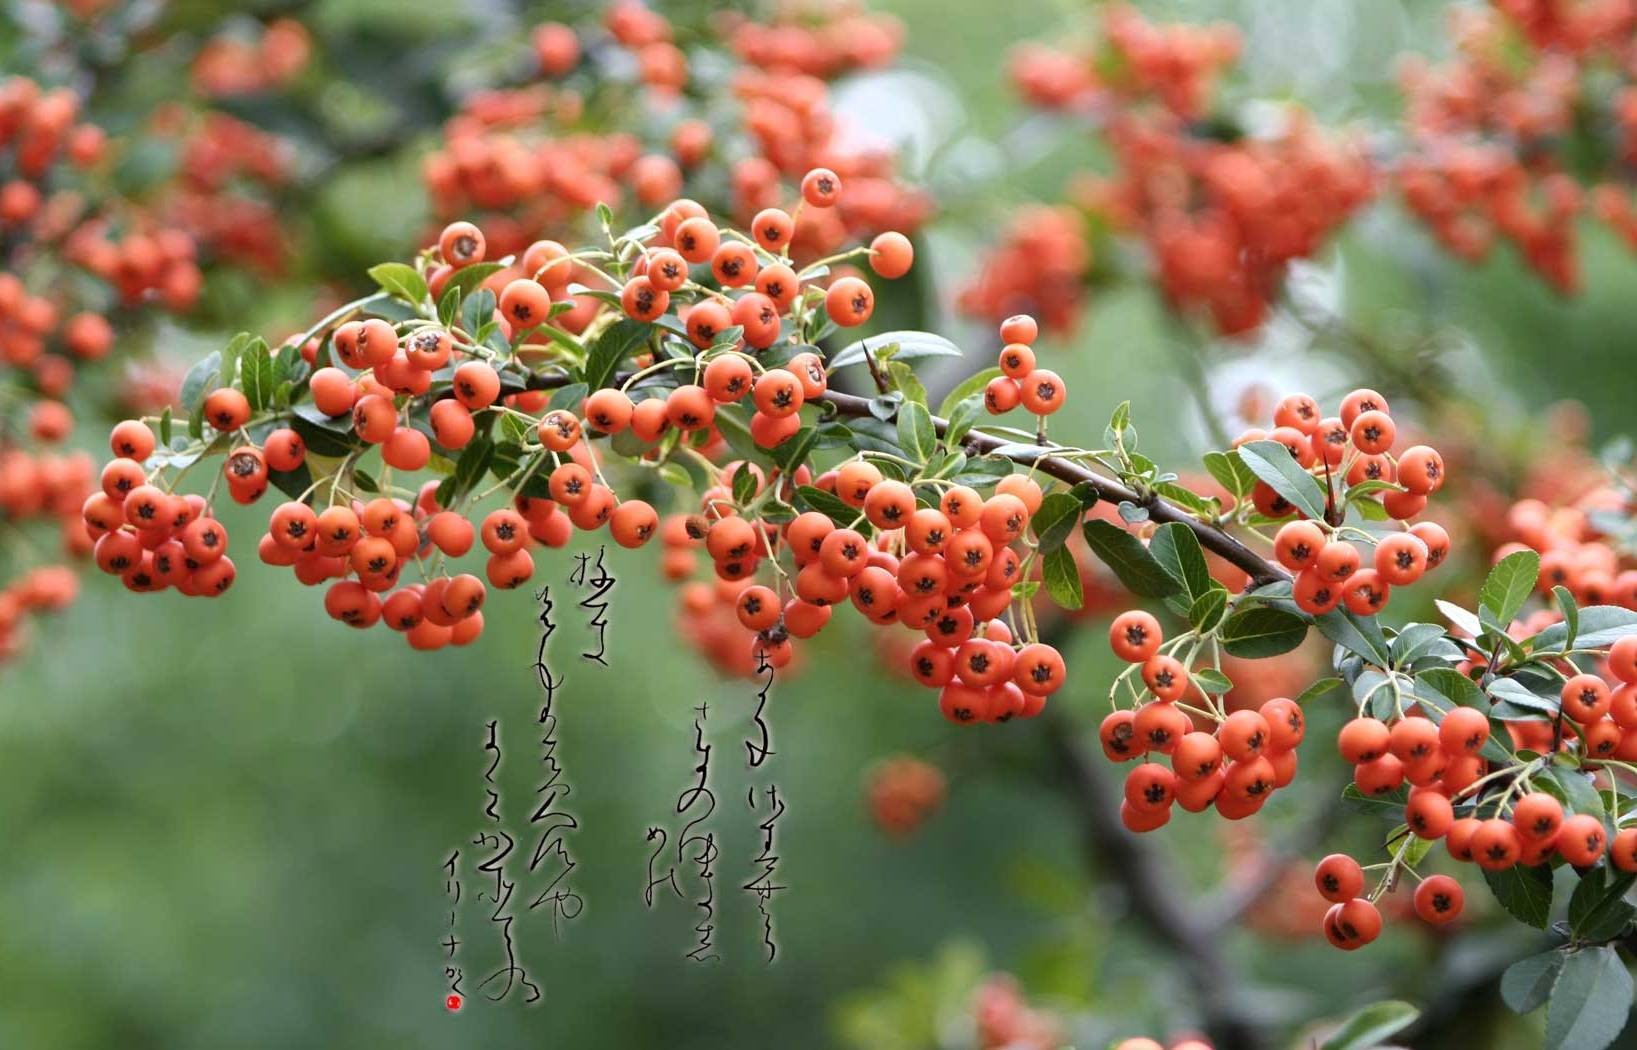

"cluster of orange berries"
[720,3,902,80]
[661,455,1068,721]
[1092,111,1373,336]
[189,17,311,98]
[1504,493,1637,611]
[1009,4,1240,121]
[426,5,925,265]
[90,174,937,652]
[982,314,1067,417]
[956,206,1090,336]
[1396,3,1637,291]
[157,109,293,275]
[0,447,93,663]
[1006,7,1372,336]
[1100,610,1307,828]
[864,755,947,838]
[1245,389,1450,611]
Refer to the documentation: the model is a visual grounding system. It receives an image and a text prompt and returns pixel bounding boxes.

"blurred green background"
[4,1,1636,1047]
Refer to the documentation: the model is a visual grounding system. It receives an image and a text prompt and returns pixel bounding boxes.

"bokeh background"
[3,1,1636,1047]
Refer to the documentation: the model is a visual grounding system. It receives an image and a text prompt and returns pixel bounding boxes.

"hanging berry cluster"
[423,3,926,265]
[991,4,1373,336]
[0,76,201,663]
[1398,2,1637,289]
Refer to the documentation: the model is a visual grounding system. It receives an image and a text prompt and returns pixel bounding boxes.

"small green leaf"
[240,341,276,410]
[1436,599,1484,638]
[1220,607,1308,658]
[830,330,961,370]
[1568,869,1636,943]
[1203,449,1257,500]
[1147,522,1212,603]
[731,463,757,505]
[1192,667,1232,694]
[1041,546,1082,610]
[1081,519,1179,599]
[1484,864,1554,930]
[1315,609,1392,666]
[1189,588,1228,633]
[1295,676,1347,706]
[368,262,429,304]
[771,426,819,473]
[938,367,1002,419]
[584,319,648,391]
[1480,549,1541,627]
[1237,439,1328,520]
[885,359,928,408]
[943,394,985,449]
[1031,492,1084,553]
[796,485,857,528]
[1341,784,1410,820]
[1318,1000,1420,1050]
[896,402,936,463]
[1554,586,1580,650]
[1532,606,1637,652]
[158,407,172,447]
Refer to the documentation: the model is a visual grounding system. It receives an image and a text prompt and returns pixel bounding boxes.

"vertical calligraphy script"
[644,703,720,963]
[472,720,539,1004]
[743,643,786,962]
[440,563,596,1011]
[527,580,584,933]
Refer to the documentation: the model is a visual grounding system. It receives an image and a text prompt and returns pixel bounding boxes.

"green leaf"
[584,319,648,391]
[1341,784,1410,820]
[1041,546,1083,610]
[1504,950,1566,1014]
[771,426,819,473]
[940,366,1002,419]
[796,486,856,528]
[1080,519,1179,599]
[1546,946,1633,1050]
[731,463,757,505]
[1532,607,1637,651]
[158,407,172,447]
[1315,609,1392,666]
[1237,439,1328,520]
[368,262,428,304]
[1192,667,1232,694]
[548,382,589,414]
[180,350,222,419]
[1416,667,1489,710]
[1318,999,1420,1050]
[1484,864,1554,930]
[1554,586,1580,650]
[240,341,276,410]
[1481,549,1542,627]
[1390,623,1449,666]
[896,402,936,464]
[445,262,504,301]
[944,394,985,449]
[1147,522,1212,603]
[1568,869,1636,943]
[1489,677,1560,720]
[1436,599,1484,638]
[1203,449,1256,500]
[1189,588,1228,633]
[830,330,961,370]
[885,360,928,408]
[1031,492,1084,553]
[1296,676,1347,706]
[218,332,251,393]
[1220,607,1309,658]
